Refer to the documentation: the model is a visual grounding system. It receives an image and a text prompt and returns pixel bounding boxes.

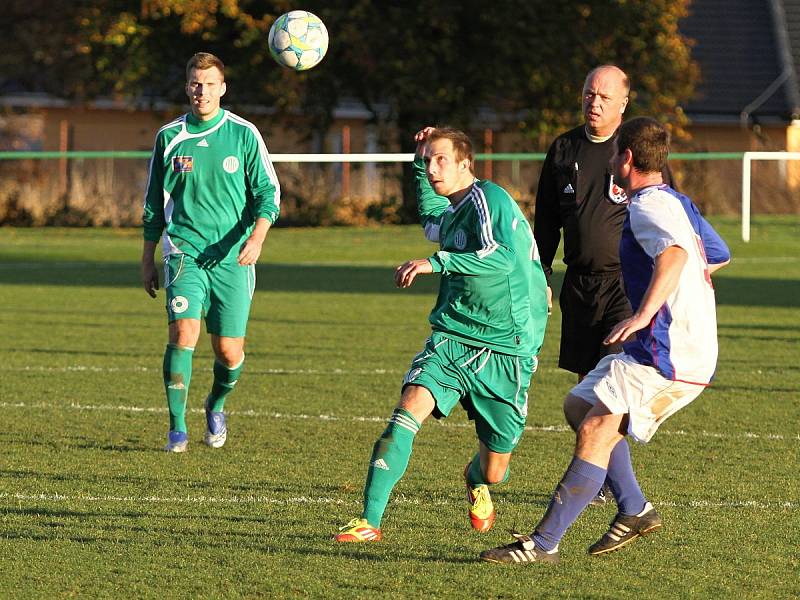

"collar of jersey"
[185,109,226,134]
[631,183,668,201]
[449,181,478,212]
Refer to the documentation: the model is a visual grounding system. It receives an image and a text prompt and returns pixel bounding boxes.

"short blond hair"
[427,127,475,175]
[186,52,225,80]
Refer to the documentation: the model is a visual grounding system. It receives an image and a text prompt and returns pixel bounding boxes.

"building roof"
[682,0,800,123]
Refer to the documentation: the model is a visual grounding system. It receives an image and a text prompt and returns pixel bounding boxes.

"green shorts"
[163,254,255,338]
[402,332,536,453]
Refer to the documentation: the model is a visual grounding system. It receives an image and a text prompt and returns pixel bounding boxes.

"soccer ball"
[268,11,329,71]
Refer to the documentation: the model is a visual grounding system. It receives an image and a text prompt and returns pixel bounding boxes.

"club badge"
[607,174,627,204]
[453,229,467,250]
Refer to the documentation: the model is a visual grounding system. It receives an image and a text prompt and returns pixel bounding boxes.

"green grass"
[0,216,798,599]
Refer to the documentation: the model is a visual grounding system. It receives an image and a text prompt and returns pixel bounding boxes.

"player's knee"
[397,385,435,423]
[576,416,605,446]
[217,350,243,368]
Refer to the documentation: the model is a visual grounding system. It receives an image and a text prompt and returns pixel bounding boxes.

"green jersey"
[143,109,280,263]
[414,158,549,357]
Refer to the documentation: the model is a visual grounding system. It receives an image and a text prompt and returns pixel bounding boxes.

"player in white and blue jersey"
[481,117,730,564]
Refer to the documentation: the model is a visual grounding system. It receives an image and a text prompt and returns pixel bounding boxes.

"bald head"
[582,65,630,137]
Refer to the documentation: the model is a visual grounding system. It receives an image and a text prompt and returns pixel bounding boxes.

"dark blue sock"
[533,457,606,551]
[606,438,646,515]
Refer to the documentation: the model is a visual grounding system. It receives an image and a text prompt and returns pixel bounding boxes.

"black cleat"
[588,502,663,555]
[480,532,559,564]
[589,484,614,507]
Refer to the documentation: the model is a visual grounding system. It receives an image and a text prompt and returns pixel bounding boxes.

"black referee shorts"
[558,269,632,376]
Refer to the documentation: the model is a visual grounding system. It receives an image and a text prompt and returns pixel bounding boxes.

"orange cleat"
[334,518,383,542]
[464,463,496,532]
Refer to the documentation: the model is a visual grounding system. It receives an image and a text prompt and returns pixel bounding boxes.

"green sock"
[362,408,421,527]
[206,355,244,413]
[163,343,194,433]
[466,452,509,486]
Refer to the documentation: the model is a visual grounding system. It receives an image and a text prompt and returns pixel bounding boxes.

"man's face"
[186,66,226,120]
[424,138,471,198]
[582,67,628,137]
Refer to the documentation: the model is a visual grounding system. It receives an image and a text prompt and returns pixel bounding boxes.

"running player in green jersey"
[336,127,549,542]
[141,52,280,453]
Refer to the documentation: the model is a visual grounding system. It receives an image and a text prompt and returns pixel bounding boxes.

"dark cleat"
[588,502,662,555]
[480,532,559,564]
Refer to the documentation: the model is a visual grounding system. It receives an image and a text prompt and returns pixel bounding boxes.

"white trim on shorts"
[570,353,706,443]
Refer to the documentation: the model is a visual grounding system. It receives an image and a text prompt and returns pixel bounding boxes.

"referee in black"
[534,65,674,383]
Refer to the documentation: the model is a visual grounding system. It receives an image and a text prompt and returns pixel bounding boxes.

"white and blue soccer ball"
[268,10,329,71]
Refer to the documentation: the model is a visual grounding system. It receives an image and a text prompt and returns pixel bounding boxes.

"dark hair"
[186,52,225,80]
[427,127,474,175]
[616,117,669,173]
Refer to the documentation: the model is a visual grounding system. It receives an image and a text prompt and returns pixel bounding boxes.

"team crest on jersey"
[223,156,240,174]
[172,156,193,173]
[170,296,189,314]
[453,229,467,250]
[607,174,627,204]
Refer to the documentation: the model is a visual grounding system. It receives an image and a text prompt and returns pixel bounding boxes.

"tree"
[3,0,697,220]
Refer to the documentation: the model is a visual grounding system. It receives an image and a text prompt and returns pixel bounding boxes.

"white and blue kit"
[571,184,730,442]
[620,184,730,384]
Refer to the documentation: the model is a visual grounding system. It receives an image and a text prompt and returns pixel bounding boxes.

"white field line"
[1,401,797,442]
[1,365,400,375]
[0,491,795,511]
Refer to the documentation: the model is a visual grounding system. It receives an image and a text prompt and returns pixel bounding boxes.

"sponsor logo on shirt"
[172,156,193,173]
[607,174,628,204]
[223,156,240,174]
[197,138,209,147]
[563,183,575,194]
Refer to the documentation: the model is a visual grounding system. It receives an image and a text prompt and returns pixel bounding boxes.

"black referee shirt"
[533,125,674,283]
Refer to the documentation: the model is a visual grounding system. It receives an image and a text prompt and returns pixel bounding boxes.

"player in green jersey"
[335,127,549,542]
[141,52,280,453]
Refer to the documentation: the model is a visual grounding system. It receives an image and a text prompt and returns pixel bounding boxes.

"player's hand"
[546,286,553,315]
[604,313,652,345]
[395,259,433,288]
[238,236,264,266]
[414,127,436,156]
[142,259,159,298]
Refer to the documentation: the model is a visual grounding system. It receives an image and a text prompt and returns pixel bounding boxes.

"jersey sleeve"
[428,186,516,276]
[630,192,695,259]
[142,132,166,242]
[532,142,562,283]
[244,127,281,224]
[686,202,731,265]
[412,156,450,242]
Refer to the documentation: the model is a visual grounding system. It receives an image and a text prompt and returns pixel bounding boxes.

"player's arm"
[413,127,450,242]
[697,213,731,274]
[532,144,562,285]
[142,135,166,297]
[239,128,281,265]
[604,245,687,345]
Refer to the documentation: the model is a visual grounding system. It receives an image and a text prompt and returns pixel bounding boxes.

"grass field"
[0,216,798,599]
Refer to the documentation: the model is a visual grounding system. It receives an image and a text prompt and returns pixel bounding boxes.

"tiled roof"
[681,0,800,122]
